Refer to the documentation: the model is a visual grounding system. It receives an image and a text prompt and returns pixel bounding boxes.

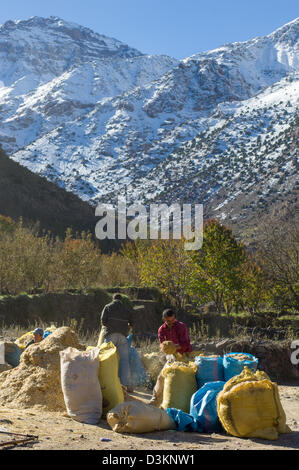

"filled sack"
[4,342,22,367]
[15,331,35,350]
[161,361,197,413]
[60,347,102,424]
[87,342,124,416]
[107,400,176,433]
[129,346,148,387]
[195,355,224,388]
[161,341,177,355]
[223,352,258,381]
[217,367,291,440]
[190,381,225,433]
[166,408,198,432]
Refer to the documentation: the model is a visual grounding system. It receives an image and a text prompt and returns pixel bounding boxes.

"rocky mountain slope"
[0,16,298,238]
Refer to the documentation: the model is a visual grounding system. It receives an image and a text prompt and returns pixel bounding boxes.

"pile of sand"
[0,327,85,411]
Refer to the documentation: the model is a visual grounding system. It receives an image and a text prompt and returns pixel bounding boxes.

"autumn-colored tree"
[122,238,194,311]
[99,251,140,287]
[0,219,54,294]
[240,256,270,314]
[0,215,15,234]
[53,229,101,290]
[256,210,299,311]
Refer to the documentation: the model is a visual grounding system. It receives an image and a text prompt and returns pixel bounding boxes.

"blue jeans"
[103,332,132,388]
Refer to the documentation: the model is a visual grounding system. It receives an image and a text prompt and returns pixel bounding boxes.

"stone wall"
[0,288,164,335]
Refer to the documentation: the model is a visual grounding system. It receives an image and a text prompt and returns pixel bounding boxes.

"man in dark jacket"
[98,293,133,389]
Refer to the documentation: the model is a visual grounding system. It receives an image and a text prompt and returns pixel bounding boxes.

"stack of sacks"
[166,351,262,434]
[195,352,259,388]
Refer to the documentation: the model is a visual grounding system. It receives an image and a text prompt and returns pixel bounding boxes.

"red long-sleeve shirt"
[158,320,192,354]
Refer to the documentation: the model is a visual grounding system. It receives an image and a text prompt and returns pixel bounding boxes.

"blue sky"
[0,0,298,58]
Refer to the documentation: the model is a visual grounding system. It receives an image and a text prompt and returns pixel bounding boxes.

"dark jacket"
[100,299,133,338]
[25,339,35,349]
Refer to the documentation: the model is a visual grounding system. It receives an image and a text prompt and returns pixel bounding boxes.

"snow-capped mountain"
[0,16,177,152]
[0,16,298,237]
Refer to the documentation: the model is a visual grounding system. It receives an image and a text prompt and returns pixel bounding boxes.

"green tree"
[188,220,247,313]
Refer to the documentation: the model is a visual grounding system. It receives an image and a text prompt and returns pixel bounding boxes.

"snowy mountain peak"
[0,16,298,237]
[0,15,142,58]
[269,17,299,45]
[0,15,145,90]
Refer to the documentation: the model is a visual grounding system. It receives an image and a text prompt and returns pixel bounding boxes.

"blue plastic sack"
[223,352,258,381]
[5,343,22,367]
[127,333,133,347]
[129,346,148,386]
[166,408,198,432]
[195,356,224,388]
[127,335,148,387]
[190,381,225,433]
[43,330,52,339]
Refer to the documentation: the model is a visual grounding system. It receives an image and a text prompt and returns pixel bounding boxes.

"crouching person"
[25,328,44,349]
[149,308,193,406]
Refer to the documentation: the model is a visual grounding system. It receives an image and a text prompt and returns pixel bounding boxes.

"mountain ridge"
[0,16,298,239]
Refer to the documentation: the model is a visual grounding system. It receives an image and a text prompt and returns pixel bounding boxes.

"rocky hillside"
[0,144,102,244]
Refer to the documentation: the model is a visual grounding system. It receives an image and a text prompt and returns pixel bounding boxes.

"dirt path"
[0,384,298,451]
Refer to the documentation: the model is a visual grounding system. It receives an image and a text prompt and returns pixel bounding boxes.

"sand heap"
[0,327,85,411]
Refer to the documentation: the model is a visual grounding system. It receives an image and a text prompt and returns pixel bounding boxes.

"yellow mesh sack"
[15,331,35,350]
[217,367,291,440]
[87,342,124,416]
[161,361,198,413]
[174,350,204,362]
[107,401,177,434]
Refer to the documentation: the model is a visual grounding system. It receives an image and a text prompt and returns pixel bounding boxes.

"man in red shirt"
[149,309,192,406]
[158,309,192,355]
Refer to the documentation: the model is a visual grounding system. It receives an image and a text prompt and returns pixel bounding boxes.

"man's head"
[113,293,123,302]
[33,328,44,343]
[162,309,176,328]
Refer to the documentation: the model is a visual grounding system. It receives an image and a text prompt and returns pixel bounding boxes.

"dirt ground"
[0,383,298,451]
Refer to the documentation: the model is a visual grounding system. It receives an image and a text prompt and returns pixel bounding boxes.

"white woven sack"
[60,347,102,424]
